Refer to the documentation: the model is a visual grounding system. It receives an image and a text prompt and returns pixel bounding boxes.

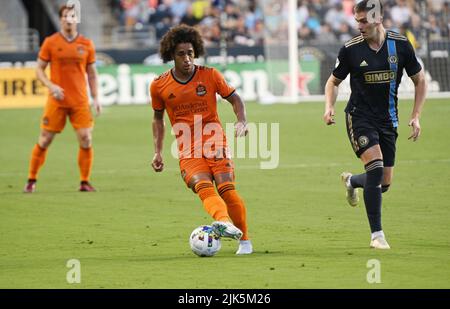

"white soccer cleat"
[370,236,391,249]
[236,240,253,255]
[212,221,243,240]
[341,172,359,207]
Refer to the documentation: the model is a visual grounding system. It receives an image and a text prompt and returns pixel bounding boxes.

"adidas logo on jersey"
[168,93,176,99]
[360,60,369,67]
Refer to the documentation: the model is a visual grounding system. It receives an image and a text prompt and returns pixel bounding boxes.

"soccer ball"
[189,225,221,257]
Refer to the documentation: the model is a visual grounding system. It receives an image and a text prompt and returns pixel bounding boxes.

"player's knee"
[193,181,216,201]
[382,184,390,193]
[364,159,384,187]
[39,131,55,148]
[78,133,92,148]
[217,182,236,198]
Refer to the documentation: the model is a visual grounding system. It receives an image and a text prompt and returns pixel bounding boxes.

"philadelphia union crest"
[358,136,369,148]
[388,55,398,64]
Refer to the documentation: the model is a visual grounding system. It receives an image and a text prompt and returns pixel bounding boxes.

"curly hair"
[159,25,205,63]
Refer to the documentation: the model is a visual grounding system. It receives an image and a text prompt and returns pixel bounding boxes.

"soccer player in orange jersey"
[150,25,252,255]
[23,4,101,193]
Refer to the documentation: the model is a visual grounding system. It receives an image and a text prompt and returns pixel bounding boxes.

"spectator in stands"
[170,0,189,24]
[391,0,412,28]
[325,3,348,33]
[122,0,140,30]
[316,22,338,44]
[249,19,265,46]
[108,0,448,48]
[180,6,201,27]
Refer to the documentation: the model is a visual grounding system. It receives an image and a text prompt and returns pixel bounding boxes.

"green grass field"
[1,99,449,288]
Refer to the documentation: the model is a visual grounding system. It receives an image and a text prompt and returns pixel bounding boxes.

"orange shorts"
[179,157,235,187]
[41,101,93,133]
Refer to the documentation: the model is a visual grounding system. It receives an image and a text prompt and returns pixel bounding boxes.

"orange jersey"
[150,65,235,159]
[39,33,96,107]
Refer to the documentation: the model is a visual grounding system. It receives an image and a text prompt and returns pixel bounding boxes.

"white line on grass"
[1,159,449,177]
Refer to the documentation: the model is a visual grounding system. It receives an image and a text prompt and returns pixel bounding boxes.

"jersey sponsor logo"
[196,84,207,96]
[364,70,396,84]
[358,135,369,148]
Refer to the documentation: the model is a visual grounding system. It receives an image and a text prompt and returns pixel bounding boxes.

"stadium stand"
[108,0,449,52]
[0,0,39,52]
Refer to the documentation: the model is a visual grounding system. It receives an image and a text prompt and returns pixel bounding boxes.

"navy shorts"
[345,112,398,167]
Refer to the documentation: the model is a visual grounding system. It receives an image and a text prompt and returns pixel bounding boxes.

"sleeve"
[332,46,350,80]
[404,40,422,77]
[211,68,235,99]
[87,40,96,65]
[38,38,51,62]
[150,80,165,111]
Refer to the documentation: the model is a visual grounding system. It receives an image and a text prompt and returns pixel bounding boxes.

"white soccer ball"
[189,225,221,257]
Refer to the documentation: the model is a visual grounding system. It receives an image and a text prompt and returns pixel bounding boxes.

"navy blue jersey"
[333,30,422,127]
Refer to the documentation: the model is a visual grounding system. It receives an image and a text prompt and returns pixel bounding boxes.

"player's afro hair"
[159,24,205,63]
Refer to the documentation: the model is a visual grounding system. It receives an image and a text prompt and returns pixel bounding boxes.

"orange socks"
[195,181,230,222]
[217,182,249,240]
[78,147,93,182]
[28,144,48,180]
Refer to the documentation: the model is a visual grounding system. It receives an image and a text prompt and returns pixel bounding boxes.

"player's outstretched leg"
[363,159,390,249]
[217,182,252,254]
[193,181,242,240]
[341,172,359,206]
[78,147,96,192]
[24,144,48,193]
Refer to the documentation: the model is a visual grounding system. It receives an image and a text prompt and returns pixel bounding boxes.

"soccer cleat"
[79,181,96,192]
[211,221,243,240]
[236,240,253,255]
[23,179,36,193]
[370,236,391,249]
[341,172,359,207]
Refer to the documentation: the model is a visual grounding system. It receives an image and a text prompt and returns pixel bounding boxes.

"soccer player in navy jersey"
[323,0,426,249]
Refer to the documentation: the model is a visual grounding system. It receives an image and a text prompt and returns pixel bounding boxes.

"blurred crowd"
[109,0,450,48]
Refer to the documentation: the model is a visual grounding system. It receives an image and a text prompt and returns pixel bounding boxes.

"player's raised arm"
[36,58,65,101]
[323,74,343,125]
[408,69,427,142]
[226,93,248,137]
[152,109,165,172]
[87,63,101,117]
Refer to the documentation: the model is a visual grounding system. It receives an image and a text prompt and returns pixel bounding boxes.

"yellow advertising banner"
[0,68,48,109]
